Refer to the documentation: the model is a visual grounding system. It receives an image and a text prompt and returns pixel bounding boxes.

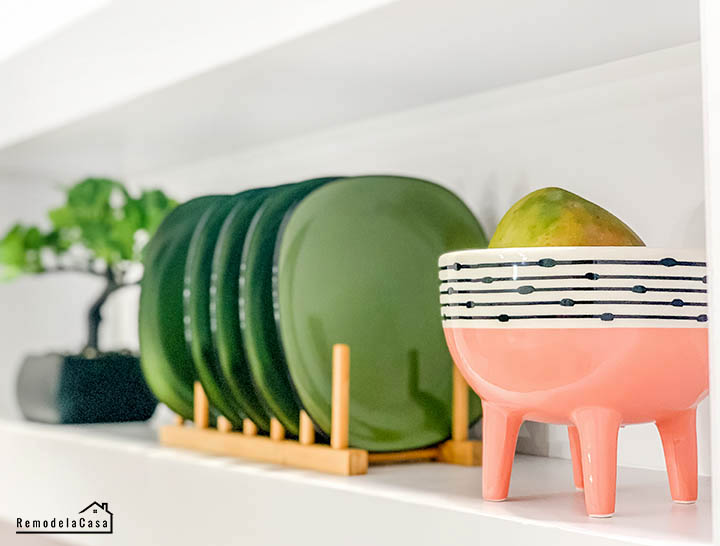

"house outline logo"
[16,501,113,535]
[78,502,113,533]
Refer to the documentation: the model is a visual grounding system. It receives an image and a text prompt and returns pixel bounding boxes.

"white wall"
[701,0,720,521]
[131,43,709,474]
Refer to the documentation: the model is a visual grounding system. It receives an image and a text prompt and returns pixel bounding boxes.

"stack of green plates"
[139,176,487,451]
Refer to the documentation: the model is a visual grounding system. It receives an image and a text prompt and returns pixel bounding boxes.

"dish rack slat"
[159,344,483,475]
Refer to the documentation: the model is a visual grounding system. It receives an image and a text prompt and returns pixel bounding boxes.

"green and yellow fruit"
[489,187,644,248]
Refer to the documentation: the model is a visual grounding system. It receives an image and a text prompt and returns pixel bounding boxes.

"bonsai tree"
[0,178,177,355]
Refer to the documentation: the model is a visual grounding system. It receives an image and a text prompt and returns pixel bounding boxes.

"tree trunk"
[85,269,119,354]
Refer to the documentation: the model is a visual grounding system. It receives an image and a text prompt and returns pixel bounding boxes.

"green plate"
[212,189,275,431]
[275,176,486,451]
[240,178,337,435]
[185,193,247,426]
[139,195,227,420]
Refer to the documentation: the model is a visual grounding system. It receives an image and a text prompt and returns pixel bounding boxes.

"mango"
[489,187,644,248]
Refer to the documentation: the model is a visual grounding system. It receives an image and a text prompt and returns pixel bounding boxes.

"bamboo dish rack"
[160,344,483,475]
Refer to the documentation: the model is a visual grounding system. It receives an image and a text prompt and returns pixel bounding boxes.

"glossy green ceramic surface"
[212,189,274,431]
[240,179,335,435]
[139,195,226,420]
[275,176,486,451]
[185,194,245,426]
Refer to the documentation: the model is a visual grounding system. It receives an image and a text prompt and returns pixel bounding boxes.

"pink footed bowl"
[439,247,708,517]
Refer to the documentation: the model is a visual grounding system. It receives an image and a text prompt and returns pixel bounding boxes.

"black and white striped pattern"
[439,247,708,329]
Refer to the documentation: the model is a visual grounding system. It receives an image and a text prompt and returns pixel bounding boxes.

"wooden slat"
[452,366,469,441]
[243,419,258,436]
[299,410,315,445]
[368,448,440,464]
[174,414,185,426]
[270,418,285,441]
[160,426,369,476]
[160,350,479,476]
[194,381,209,429]
[437,440,483,466]
[217,416,232,433]
[331,344,350,449]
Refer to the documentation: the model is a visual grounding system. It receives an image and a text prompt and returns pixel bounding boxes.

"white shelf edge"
[0,0,699,182]
[0,0,395,151]
[0,420,710,546]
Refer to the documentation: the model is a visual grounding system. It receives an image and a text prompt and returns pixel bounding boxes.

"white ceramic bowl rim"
[438,247,707,329]
[439,247,706,268]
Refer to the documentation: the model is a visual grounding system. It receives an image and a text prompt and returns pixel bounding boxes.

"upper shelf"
[0,0,699,182]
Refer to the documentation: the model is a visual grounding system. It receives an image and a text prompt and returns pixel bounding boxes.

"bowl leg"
[567,425,584,490]
[481,402,523,502]
[572,407,622,517]
[656,408,698,503]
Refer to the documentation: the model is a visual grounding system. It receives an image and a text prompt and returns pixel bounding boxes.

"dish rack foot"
[159,344,482,475]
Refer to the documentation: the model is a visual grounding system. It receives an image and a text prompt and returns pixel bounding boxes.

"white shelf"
[0,420,710,545]
[0,0,699,182]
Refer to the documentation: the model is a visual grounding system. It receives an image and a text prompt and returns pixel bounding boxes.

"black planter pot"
[17,352,157,424]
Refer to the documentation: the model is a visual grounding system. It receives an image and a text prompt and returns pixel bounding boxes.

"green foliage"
[0,225,44,280]
[0,178,177,281]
